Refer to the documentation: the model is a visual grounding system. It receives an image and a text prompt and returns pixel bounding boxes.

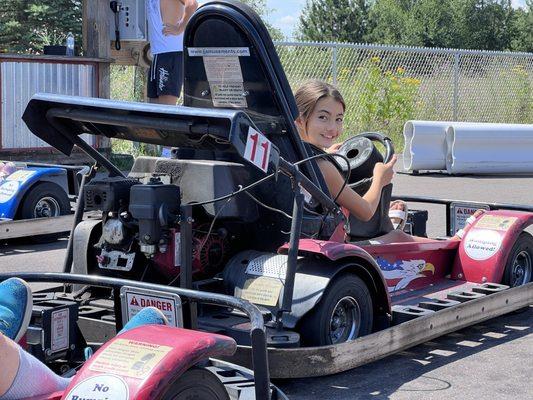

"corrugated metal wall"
[1,61,97,149]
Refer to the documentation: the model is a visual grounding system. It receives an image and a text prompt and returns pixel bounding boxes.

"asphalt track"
[1,163,532,399]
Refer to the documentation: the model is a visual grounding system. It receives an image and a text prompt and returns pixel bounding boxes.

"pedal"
[392,305,435,325]
[472,283,509,295]
[419,298,461,311]
[447,291,486,302]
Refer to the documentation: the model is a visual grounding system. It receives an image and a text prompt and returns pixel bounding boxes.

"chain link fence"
[110,41,533,148]
[275,42,533,146]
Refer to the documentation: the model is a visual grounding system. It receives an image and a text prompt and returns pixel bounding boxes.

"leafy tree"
[240,0,285,40]
[456,0,514,50]
[297,0,371,43]
[0,0,82,53]
[509,1,533,52]
[363,0,410,45]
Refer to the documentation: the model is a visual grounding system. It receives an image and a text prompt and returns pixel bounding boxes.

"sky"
[200,0,528,41]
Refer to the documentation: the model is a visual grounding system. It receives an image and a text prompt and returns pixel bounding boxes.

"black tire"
[20,182,71,243]
[160,367,229,400]
[502,232,533,287]
[299,274,373,346]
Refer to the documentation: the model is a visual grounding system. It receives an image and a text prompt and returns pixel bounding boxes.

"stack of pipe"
[402,121,533,174]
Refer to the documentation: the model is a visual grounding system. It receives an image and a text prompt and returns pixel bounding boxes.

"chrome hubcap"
[511,250,532,287]
[33,197,60,218]
[329,296,361,344]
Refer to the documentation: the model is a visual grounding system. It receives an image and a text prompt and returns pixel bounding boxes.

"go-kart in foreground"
[5,0,533,395]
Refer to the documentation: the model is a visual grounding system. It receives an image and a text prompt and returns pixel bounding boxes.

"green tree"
[0,0,82,53]
[297,0,371,43]
[509,1,533,52]
[457,0,514,50]
[240,0,285,40]
[363,0,410,45]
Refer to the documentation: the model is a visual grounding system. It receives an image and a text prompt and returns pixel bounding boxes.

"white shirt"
[147,0,184,54]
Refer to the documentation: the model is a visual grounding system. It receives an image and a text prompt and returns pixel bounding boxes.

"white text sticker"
[64,375,129,400]
[244,127,272,172]
[51,308,69,352]
[464,229,502,260]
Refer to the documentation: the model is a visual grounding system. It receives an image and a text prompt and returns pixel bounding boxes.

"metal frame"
[0,272,272,400]
[392,195,533,236]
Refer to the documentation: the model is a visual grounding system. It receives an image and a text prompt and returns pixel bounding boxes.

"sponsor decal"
[475,215,517,231]
[0,181,19,203]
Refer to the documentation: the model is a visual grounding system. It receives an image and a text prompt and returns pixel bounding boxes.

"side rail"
[0,272,271,400]
[226,281,533,378]
[392,195,533,236]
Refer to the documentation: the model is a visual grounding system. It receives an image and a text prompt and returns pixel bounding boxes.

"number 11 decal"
[244,127,272,172]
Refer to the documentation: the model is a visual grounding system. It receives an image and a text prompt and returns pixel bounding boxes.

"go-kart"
[20,0,533,379]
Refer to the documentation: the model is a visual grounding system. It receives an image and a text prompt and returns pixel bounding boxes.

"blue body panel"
[0,167,65,219]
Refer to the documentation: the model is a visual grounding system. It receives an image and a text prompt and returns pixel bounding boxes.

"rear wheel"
[503,232,533,287]
[161,367,229,400]
[299,274,373,346]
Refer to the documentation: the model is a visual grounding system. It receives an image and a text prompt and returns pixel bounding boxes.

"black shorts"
[147,51,183,98]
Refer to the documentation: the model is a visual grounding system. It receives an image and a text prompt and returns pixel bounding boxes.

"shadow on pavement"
[278,306,533,399]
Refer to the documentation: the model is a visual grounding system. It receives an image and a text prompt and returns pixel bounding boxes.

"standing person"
[146,0,198,105]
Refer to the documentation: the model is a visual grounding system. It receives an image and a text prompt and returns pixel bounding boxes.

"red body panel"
[361,240,458,293]
[60,325,236,400]
[452,210,533,283]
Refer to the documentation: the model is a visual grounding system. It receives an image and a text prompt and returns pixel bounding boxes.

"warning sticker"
[51,308,69,353]
[64,375,129,400]
[450,202,490,234]
[475,215,517,231]
[125,291,182,327]
[188,47,250,57]
[6,170,35,182]
[0,181,19,203]
[90,338,172,379]
[210,82,247,108]
[240,276,283,307]
[204,56,244,82]
[464,229,502,260]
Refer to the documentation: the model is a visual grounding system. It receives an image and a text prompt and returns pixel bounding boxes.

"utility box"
[109,0,147,41]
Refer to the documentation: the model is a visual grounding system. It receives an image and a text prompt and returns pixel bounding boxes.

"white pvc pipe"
[402,121,449,172]
[446,123,533,174]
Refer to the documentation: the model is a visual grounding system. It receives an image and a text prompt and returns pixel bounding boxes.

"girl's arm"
[319,155,397,221]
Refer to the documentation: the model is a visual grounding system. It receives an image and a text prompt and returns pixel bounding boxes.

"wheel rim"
[329,296,361,344]
[33,197,61,218]
[510,250,532,287]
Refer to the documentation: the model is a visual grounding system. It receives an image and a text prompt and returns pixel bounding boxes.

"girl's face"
[296,96,344,149]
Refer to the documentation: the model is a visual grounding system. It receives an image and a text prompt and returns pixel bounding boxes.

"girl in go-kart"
[0,278,168,399]
[294,80,477,243]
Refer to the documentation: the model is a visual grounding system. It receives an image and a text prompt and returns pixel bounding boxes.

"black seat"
[182,0,336,247]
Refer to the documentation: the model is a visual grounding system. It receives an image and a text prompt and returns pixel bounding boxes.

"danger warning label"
[121,287,183,327]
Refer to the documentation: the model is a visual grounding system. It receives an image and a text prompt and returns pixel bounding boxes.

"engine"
[84,175,231,281]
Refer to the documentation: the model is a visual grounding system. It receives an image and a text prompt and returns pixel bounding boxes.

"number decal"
[244,127,272,173]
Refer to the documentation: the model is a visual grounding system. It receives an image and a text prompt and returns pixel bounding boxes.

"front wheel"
[160,367,229,400]
[503,232,533,287]
[299,274,373,346]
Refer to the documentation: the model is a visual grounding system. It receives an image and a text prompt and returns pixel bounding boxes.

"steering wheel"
[336,132,394,191]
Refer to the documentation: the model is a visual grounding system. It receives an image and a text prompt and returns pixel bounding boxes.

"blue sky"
[201,1,528,40]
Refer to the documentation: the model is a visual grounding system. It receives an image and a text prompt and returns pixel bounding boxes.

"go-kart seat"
[181,0,338,243]
[307,143,394,241]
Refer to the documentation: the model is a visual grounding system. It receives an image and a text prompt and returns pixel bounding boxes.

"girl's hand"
[163,22,185,36]
[373,154,397,187]
[326,142,343,153]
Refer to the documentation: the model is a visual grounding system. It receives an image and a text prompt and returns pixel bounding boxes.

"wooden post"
[82,0,112,149]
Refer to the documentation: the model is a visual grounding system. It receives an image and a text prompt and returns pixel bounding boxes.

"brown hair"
[294,80,346,124]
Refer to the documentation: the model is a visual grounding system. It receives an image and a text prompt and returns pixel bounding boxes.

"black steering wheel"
[336,132,394,191]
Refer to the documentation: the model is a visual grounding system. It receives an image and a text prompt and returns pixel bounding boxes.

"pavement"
[1,160,533,399]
